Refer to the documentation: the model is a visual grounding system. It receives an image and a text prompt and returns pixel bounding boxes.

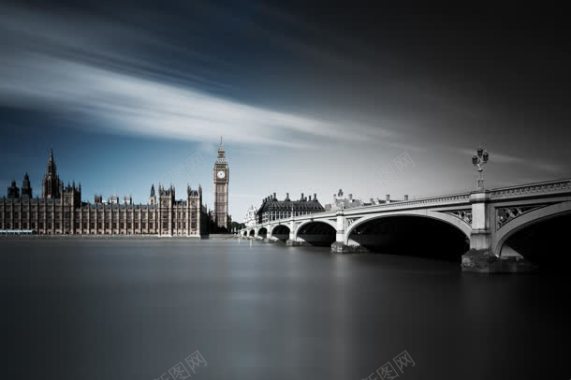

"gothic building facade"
[0,151,207,236]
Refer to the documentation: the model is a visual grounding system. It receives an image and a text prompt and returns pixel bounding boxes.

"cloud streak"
[0,5,391,148]
[0,54,326,147]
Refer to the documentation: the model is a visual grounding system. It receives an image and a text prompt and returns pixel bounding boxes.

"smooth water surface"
[1,238,569,379]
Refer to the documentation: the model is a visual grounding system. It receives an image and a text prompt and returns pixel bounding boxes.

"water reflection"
[1,238,569,379]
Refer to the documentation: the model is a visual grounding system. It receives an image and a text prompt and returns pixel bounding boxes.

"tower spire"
[217,136,226,162]
[43,148,61,199]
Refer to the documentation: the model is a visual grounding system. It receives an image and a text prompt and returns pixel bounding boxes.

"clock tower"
[213,138,229,230]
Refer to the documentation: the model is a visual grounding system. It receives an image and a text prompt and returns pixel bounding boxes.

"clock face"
[217,170,225,179]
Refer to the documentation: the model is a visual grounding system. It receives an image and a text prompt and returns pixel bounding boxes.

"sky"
[1,0,570,220]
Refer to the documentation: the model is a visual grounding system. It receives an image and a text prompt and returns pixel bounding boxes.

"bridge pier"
[331,242,368,253]
[461,192,535,273]
[263,228,273,242]
[330,211,368,253]
[462,249,536,273]
[286,238,312,247]
[285,220,299,246]
[330,210,347,253]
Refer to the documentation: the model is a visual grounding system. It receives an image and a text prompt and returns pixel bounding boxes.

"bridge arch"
[270,224,290,242]
[258,227,268,238]
[494,201,571,262]
[345,210,471,259]
[345,210,471,242]
[269,224,287,235]
[248,229,255,237]
[294,219,337,246]
[295,219,336,234]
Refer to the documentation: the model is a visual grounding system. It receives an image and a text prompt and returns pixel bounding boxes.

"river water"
[1,238,569,379]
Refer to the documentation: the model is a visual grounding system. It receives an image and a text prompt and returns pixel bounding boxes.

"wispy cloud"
[0,5,391,148]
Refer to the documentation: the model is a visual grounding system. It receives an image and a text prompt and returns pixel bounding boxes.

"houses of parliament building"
[0,150,209,236]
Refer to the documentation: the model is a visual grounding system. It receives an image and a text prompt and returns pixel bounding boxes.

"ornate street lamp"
[472,146,489,190]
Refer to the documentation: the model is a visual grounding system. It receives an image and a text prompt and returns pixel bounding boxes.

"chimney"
[285,192,290,201]
[313,193,317,201]
[273,192,276,200]
[308,195,312,201]
[386,194,391,202]
[404,194,409,201]
[301,192,304,201]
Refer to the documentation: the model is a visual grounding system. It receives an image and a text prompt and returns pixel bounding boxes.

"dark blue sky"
[1,0,570,219]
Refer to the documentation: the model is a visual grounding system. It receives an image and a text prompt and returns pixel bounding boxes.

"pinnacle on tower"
[22,173,32,197]
[217,136,226,162]
[42,148,62,199]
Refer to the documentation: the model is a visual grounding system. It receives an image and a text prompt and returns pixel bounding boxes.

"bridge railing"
[344,192,472,212]
[489,178,571,200]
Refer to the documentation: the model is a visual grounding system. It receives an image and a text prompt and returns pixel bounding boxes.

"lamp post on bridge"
[472,146,489,191]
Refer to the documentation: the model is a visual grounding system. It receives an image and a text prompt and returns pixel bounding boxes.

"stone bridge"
[241,179,571,273]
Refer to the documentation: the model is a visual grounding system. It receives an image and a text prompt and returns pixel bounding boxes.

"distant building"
[324,189,364,211]
[0,150,207,236]
[256,192,325,223]
[243,205,258,228]
[324,189,409,211]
